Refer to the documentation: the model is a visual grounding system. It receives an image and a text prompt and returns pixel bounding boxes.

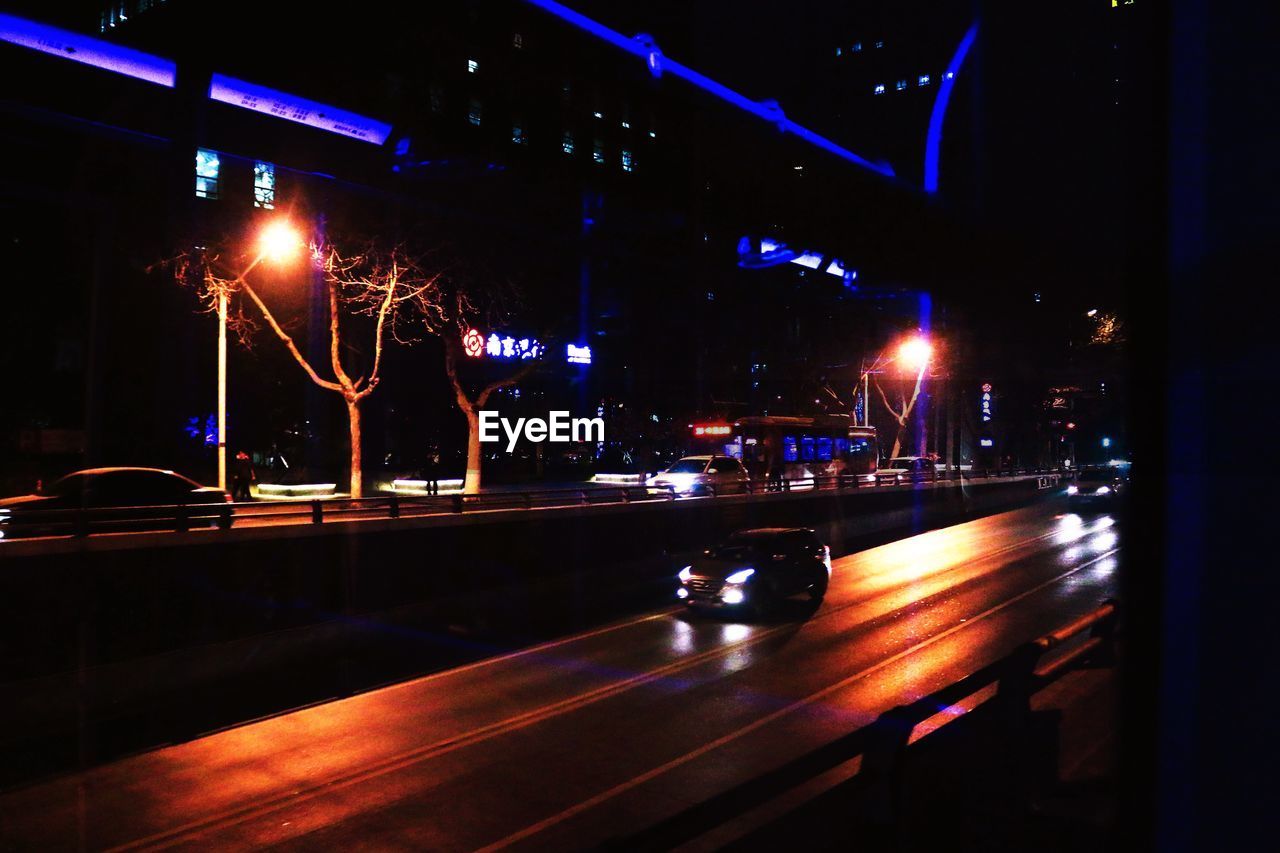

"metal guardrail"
[0,468,1063,541]
[614,599,1118,850]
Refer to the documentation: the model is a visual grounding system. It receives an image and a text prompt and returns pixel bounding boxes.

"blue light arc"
[924,22,978,194]
[521,0,895,179]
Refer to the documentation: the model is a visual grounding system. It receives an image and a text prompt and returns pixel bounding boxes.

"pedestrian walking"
[231,450,256,501]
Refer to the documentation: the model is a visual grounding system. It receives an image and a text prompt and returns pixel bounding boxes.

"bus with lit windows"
[688,416,878,482]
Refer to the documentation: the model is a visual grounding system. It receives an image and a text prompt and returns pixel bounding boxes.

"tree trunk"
[463,407,482,494]
[346,397,363,498]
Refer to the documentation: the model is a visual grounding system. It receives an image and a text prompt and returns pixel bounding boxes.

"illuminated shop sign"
[980,438,994,447]
[462,328,542,361]
[981,382,993,422]
[566,343,593,365]
[0,13,177,87]
[208,74,392,145]
[692,423,732,437]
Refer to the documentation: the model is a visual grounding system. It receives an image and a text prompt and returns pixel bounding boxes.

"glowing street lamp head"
[897,336,932,371]
[259,221,304,264]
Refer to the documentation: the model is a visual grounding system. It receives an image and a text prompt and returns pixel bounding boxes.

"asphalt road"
[0,501,1120,851]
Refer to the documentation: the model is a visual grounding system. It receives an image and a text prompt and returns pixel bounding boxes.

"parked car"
[677,527,832,615]
[0,467,229,540]
[1067,466,1128,509]
[647,455,749,496]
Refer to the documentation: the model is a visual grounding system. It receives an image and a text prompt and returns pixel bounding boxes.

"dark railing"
[0,468,1062,542]
[613,600,1119,850]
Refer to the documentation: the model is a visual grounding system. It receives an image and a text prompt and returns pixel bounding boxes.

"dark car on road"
[0,467,229,540]
[1067,466,1128,510]
[677,527,832,615]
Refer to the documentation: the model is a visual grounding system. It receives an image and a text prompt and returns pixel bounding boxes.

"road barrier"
[0,468,1062,542]
[614,600,1118,850]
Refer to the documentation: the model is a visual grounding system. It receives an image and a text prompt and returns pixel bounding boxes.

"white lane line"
[476,548,1120,852]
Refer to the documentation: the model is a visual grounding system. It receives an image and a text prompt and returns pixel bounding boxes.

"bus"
[689,416,879,481]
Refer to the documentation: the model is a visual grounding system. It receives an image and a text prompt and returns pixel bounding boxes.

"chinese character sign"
[981,383,993,423]
[463,329,542,361]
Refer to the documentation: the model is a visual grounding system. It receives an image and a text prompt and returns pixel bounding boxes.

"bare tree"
[424,286,539,494]
[170,243,437,498]
[874,365,928,461]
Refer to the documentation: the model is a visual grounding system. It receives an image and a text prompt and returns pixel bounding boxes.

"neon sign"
[0,12,177,87]
[567,343,592,365]
[692,424,732,437]
[981,383,993,422]
[462,329,542,361]
[462,328,485,358]
[208,74,392,145]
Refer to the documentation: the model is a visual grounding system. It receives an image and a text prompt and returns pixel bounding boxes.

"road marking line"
[102,516,1080,851]
[476,548,1120,852]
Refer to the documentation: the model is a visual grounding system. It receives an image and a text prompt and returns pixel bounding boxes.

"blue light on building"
[207,74,392,145]
[0,12,177,87]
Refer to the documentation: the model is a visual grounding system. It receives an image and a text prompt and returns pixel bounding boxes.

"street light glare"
[1086,308,1099,317]
[898,336,932,371]
[259,221,303,264]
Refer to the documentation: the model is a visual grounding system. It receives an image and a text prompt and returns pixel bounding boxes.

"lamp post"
[216,220,303,492]
[858,335,933,427]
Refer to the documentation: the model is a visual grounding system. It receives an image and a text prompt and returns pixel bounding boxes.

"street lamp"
[216,219,304,492]
[859,333,934,426]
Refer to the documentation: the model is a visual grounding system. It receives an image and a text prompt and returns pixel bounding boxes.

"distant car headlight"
[722,588,746,605]
[678,565,693,582]
[1066,485,1078,495]
[1095,486,1111,495]
[725,568,755,584]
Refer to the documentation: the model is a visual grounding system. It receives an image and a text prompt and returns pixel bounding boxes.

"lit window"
[592,139,605,164]
[945,71,955,80]
[467,59,478,74]
[918,74,930,86]
[468,99,482,125]
[562,131,575,154]
[835,47,842,57]
[195,148,219,199]
[512,124,525,144]
[853,42,862,51]
[648,130,657,138]
[592,111,603,119]
[873,83,885,95]
[253,161,275,209]
[875,40,883,48]
[513,32,523,48]
[621,120,630,129]
[621,149,634,172]
[896,79,907,91]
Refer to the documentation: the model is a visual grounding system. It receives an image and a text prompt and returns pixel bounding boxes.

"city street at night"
[2,0,1273,849]
[0,503,1120,850]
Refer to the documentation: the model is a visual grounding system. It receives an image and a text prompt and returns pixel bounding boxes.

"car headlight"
[722,588,746,605]
[1066,485,1078,495]
[678,566,693,582]
[725,568,755,584]
[1095,486,1111,495]
[676,587,689,599]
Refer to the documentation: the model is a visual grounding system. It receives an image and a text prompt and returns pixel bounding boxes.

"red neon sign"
[692,423,732,437]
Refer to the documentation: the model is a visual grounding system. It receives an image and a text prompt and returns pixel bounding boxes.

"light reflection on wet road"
[0,502,1120,852]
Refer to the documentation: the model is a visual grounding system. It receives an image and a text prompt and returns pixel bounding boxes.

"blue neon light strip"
[209,74,392,145]
[923,22,978,194]
[0,12,176,87]
[520,0,894,178]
